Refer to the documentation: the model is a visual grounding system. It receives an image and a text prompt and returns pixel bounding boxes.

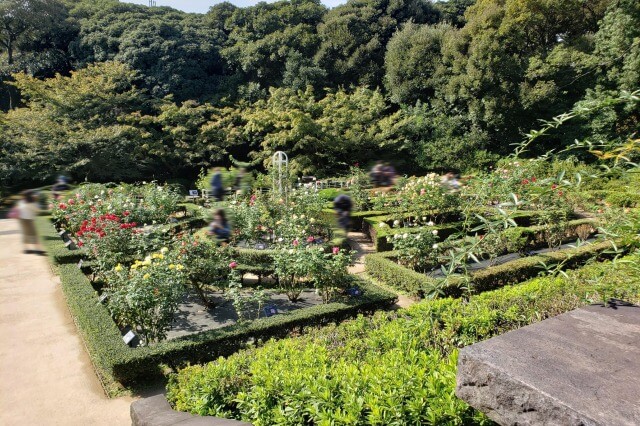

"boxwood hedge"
[166,252,640,424]
[365,235,631,299]
[36,216,397,393]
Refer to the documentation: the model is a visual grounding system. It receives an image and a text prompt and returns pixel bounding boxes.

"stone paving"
[346,231,415,309]
[0,219,132,425]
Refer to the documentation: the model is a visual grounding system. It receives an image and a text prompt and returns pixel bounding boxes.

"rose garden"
[34,132,640,423]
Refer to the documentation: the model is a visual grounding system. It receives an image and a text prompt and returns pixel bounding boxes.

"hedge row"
[38,219,398,392]
[364,209,556,251]
[166,252,640,424]
[583,190,640,208]
[365,236,630,299]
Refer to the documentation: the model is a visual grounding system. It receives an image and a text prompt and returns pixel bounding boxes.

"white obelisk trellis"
[272,151,289,200]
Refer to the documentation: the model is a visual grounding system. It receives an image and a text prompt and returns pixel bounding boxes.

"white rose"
[393,220,400,227]
[432,230,438,236]
[403,233,408,239]
[379,222,386,228]
[422,216,427,222]
[432,244,439,249]
[427,221,434,227]
[310,218,316,223]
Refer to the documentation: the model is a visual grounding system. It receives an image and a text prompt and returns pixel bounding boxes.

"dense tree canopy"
[1,0,638,191]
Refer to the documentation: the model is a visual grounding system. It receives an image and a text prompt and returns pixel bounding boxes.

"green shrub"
[36,216,397,392]
[365,237,630,299]
[317,188,344,202]
[167,252,640,424]
[605,191,640,208]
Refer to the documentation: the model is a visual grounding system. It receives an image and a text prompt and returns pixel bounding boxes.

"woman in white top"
[16,190,44,254]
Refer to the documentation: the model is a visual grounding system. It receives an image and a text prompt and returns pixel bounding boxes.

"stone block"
[456,304,640,425]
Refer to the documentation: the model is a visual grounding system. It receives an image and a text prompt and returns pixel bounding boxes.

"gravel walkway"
[0,219,132,425]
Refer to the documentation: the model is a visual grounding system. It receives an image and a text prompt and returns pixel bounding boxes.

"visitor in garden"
[14,190,45,255]
[381,163,397,186]
[441,172,461,191]
[208,208,231,243]
[210,168,223,201]
[51,175,70,200]
[333,193,352,233]
[233,167,247,196]
[370,161,384,187]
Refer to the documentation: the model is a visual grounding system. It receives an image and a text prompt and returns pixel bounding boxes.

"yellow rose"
[176,264,184,271]
[131,264,138,270]
[143,273,150,280]
[168,264,175,270]
[114,264,123,272]
[160,247,169,253]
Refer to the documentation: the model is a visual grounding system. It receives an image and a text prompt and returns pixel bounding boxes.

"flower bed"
[36,213,397,392]
[166,253,640,424]
[365,235,633,299]
[364,209,562,251]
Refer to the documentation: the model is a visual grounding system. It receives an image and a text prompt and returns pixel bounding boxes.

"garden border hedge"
[364,210,586,252]
[36,217,397,393]
[365,235,632,299]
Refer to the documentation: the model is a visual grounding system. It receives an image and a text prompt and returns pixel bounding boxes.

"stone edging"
[131,395,253,426]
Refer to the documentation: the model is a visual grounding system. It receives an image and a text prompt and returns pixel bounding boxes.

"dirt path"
[346,231,416,309]
[0,219,132,425]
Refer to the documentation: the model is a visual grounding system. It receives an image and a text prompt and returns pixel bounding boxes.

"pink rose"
[307,236,315,243]
[292,239,299,247]
[332,246,340,255]
[229,261,238,269]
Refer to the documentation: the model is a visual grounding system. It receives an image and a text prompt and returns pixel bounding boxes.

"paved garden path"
[0,219,133,425]
[346,231,415,309]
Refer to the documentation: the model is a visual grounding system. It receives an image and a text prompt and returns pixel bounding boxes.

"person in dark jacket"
[210,168,223,201]
[333,194,352,233]
[208,209,231,243]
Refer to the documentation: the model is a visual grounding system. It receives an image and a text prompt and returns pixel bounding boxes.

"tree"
[385,22,454,105]
[69,2,225,101]
[0,0,69,65]
[316,0,439,88]
[1,62,155,185]
[220,0,326,88]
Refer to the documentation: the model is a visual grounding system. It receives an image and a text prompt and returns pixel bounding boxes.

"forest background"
[0,0,638,192]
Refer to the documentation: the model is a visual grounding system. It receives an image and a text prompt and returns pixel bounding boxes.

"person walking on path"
[333,193,353,233]
[210,168,224,201]
[12,190,45,254]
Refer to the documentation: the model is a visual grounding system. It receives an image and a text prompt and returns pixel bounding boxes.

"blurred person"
[233,168,247,195]
[441,172,460,190]
[381,163,396,186]
[51,175,70,201]
[210,168,223,201]
[370,161,384,187]
[333,193,352,233]
[15,190,45,254]
[208,208,231,243]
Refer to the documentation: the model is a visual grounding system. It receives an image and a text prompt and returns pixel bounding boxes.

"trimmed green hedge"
[166,252,640,424]
[364,210,554,251]
[57,263,396,392]
[366,237,631,299]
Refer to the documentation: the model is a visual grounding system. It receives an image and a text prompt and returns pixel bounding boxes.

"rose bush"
[105,247,187,345]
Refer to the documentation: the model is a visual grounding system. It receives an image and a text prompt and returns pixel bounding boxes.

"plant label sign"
[64,240,72,248]
[264,306,278,317]
[77,259,84,269]
[255,243,266,250]
[99,293,108,304]
[347,287,362,297]
[189,190,199,196]
[58,229,67,236]
[123,330,136,345]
